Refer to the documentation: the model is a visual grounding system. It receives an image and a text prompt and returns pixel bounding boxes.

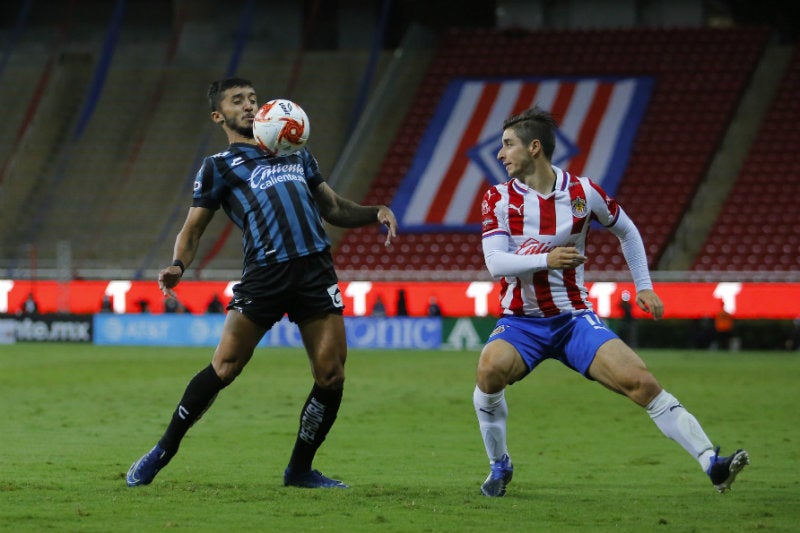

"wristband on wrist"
[172,259,185,275]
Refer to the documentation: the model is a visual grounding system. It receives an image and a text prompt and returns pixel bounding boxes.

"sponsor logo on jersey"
[517,238,553,255]
[249,163,305,190]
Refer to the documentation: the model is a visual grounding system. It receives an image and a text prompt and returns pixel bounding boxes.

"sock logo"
[479,407,497,416]
[299,398,326,444]
[669,403,684,412]
[177,405,189,420]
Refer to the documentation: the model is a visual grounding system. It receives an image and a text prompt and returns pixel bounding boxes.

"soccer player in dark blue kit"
[126,77,397,489]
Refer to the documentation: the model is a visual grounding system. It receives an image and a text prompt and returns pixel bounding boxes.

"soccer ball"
[252,99,310,156]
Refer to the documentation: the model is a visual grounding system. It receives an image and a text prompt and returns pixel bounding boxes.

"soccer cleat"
[126,444,171,487]
[707,446,749,493]
[481,454,514,497]
[283,467,349,489]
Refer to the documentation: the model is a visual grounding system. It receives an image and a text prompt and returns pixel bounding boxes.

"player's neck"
[228,134,258,146]
[224,126,258,146]
[521,164,556,195]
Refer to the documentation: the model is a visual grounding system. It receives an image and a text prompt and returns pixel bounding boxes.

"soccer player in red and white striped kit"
[473,106,748,497]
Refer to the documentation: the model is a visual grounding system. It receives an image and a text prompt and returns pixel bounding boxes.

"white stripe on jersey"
[480,166,620,317]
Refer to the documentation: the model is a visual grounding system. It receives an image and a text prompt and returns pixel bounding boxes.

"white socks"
[475,386,717,471]
[647,390,715,471]
[473,385,509,462]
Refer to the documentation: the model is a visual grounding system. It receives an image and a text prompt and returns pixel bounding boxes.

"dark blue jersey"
[192,143,331,267]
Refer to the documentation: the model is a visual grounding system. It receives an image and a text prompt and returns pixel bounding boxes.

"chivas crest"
[571,197,588,218]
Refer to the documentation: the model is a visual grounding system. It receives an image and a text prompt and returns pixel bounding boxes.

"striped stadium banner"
[392,76,653,232]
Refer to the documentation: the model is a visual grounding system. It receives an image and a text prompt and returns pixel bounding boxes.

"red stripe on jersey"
[481,187,504,236]
[589,180,620,219]
[563,268,588,310]
[508,182,525,235]
[427,83,501,224]
[511,280,525,315]
[566,172,588,234]
[538,195,556,235]
[567,82,613,176]
[533,270,559,316]
[500,277,525,315]
[499,277,509,310]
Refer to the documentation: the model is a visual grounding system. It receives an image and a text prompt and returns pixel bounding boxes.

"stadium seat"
[692,45,800,272]
[333,26,771,275]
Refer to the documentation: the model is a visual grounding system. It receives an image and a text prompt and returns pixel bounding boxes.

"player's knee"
[315,369,345,390]
[213,361,245,384]
[627,372,661,406]
[476,355,509,392]
[310,350,346,389]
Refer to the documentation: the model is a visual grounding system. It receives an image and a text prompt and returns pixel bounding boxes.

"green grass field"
[1,343,798,532]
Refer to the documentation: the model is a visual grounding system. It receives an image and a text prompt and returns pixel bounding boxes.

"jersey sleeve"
[301,148,324,189]
[586,179,620,227]
[192,157,223,210]
[483,234,549,277]
[481,186,508,238]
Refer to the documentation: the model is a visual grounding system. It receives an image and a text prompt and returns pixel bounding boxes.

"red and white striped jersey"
[481,166,622,317]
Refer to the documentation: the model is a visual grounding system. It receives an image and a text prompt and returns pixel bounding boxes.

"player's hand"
[546,247,586,269]
[636,289,664,320]
[377,206,398,247]
[158,266,183,296]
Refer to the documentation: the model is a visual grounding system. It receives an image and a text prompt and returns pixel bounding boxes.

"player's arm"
[483,235,585,277]
[606,209,664,319]
[158,206,216,295]
[312,182,397,246]
[483,234,546,276]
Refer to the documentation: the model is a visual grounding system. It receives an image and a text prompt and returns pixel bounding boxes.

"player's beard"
[226,115,254,138]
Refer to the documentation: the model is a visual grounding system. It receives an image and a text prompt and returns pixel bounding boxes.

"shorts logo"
[327,284,344,308]
[489,324,506,337]
[230,296,252,313]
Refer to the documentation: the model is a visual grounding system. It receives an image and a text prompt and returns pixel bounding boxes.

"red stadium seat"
[333,26,773,275]
[693,46,800,272]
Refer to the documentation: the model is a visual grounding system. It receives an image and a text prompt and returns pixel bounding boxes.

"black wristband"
[172,259,185,275]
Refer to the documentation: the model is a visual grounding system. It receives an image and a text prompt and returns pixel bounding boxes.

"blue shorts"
[486,311,619,378]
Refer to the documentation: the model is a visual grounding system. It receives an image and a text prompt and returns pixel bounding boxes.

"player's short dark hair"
[207,77,254,111]
[503,106,558,160]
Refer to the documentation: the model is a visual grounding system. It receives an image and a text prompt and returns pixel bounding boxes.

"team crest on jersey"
[570,197,588,218]
[489,324,506,337]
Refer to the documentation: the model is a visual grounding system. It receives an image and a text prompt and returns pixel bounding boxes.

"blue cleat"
[481,454,514,497]
[126,444,171,487]
[707,446,749,493]
[283,467,349,489]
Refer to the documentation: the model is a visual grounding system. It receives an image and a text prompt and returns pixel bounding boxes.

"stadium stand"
[0,2,392,279]
[691,46,800,272]
[1,1,794,282]
[334,26,772,278]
